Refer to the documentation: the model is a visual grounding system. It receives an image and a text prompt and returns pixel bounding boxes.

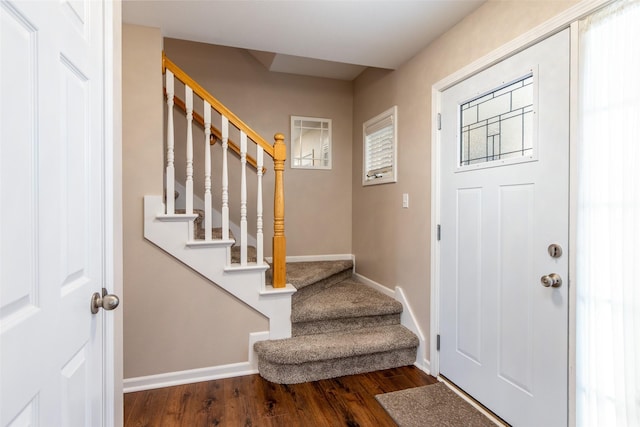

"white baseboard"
[416,358,431,375]
[248,330,270,371]
[354,273,428,371]
[123,362,257,393]
[395,286,428,372]
[124,330,272,393]
[353,273,394,298]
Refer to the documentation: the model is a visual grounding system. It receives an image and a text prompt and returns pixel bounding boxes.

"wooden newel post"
[272,133,287,288]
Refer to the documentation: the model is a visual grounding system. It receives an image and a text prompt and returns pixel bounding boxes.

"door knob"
[91,288,120,314]
[540,273,562,288]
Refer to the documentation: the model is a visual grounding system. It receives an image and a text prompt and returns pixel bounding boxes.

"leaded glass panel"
[460,74,534,166]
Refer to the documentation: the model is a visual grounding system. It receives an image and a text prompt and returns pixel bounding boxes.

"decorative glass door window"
[459,73,535,168]
[291,116,332,169]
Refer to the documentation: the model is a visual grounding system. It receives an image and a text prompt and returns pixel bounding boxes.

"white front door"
[439,29,570,426]
[1,1,110,425]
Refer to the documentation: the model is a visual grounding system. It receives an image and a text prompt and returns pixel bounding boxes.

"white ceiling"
[123,0,485,80]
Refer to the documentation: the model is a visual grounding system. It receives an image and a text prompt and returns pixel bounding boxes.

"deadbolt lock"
[548,244,563,258]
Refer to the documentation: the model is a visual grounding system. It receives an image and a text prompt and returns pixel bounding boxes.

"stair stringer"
[144,195,296,339]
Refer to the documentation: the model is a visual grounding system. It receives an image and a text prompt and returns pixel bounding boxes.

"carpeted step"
[266,260,352,290]
[175,209,235,241]
[265,260,353,303]
[292,279,402,336]
[254,324,418,384]
[194,226,235,241]
[230,245,257,264]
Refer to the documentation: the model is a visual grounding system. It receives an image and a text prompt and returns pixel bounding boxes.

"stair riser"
[257,347,417,384]
[292,314,401,337]
[292,268,353,304]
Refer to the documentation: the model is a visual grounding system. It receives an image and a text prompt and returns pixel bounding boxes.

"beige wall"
[163,38,354,257]
[123,1,580,378]
[351,0,578,362]
[122,24,268,378]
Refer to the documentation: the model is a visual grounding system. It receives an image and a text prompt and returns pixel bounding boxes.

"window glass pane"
[290,116,331,169]
[459,74,534,166]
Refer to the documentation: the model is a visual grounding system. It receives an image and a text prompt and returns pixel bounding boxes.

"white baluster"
[240,131,248,266]
[165,70,175,214]
[221,116,229,243]
[204,101,212,241]
[185,86,194,215]
[256,146,264,265]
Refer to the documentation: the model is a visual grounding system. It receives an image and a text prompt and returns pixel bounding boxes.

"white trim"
[395,287,428,372]
[433,0,611,92]
[353,273,429,371]
[123,329,273,393]
[353,272,393,298]
[568,20,580,427]
[248,331,270,371]
[430,0,613,388]
[224,263,270,273]
[123,362,258,393]
[264,253,354,263]
[103,1,122,426]
[258,284,297,296]
[156,213,199,222]
[430,84,442,377]
[186,239,234,248]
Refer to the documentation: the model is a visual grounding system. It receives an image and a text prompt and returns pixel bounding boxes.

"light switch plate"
[402,193,409,208]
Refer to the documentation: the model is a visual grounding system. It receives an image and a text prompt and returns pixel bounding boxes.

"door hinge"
[437,224,441,241]
[437,113,442,131]
[437,334,441,351]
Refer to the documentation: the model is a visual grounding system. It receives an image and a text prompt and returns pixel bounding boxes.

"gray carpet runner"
[255,260,419,384]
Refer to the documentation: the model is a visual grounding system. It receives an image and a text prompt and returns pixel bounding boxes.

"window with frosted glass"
[460,74,534,166]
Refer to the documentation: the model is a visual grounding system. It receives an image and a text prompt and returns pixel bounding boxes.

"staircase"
[255,260,419,384]
[149,54,418,384]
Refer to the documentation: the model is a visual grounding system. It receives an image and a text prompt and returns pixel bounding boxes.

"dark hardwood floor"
[124,366,438,427]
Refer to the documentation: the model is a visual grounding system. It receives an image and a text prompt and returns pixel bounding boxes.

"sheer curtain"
[577,0,640,425]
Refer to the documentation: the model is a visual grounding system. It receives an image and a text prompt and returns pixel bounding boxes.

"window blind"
[363,107,397,184]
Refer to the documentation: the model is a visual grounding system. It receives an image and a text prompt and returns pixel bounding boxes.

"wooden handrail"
[163,53,287,288]
[163,53,274,158]
[168,91,264,173]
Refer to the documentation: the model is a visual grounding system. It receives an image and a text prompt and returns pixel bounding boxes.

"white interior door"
[439,29,570,426]
[1,1,109,425]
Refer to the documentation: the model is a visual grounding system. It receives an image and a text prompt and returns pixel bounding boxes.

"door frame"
[103,1,123,426]
[429,1,611,426]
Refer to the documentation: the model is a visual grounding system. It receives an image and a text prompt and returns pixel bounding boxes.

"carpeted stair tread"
[230,245,257,264]
[174,209,235,241]
[194,226,234,241]
[284,260,353,289]
[254,324,417,365]
[291,279,402,323]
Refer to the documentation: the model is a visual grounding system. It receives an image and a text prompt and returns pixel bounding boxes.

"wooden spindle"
[256,146,264,265]
[204,101,212,240]
[272,133,287,287]
[165,70,175,214]
[240,131,248,265]
[185,86,194,215]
